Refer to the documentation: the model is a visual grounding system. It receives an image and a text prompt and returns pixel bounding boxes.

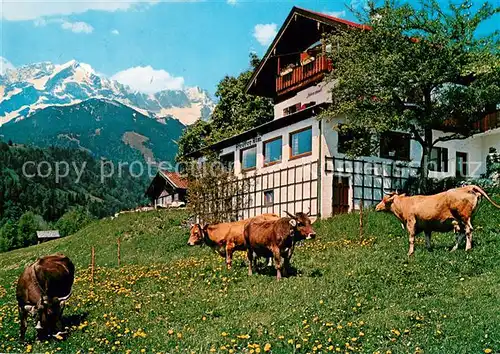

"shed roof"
[160,171,189,190]
[37,230,60,239]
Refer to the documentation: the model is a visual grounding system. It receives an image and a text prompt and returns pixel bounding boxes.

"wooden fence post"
[91,246,95,283]
[359,201,364,241]
[117,238,121,268]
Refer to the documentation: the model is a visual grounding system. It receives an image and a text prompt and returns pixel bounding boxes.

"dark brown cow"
[375,185,500,256]
[244,212,316,280]
[16,254,75,341]
[187,213,279,269]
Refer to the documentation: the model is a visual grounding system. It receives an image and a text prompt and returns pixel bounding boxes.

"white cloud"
[33,17,93,34]
[111,29,120,35]
[61,20,94,33]
[325,10,346,18]
[227,0,237,5]
[0,57,15,75]
[253,23,277,46]
[0,0,156,21]
[111,66,184,94]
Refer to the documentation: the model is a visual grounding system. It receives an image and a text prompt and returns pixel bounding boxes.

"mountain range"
[0,60,216,163]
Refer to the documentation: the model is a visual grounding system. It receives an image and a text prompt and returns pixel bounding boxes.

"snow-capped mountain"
[0,60,215,126]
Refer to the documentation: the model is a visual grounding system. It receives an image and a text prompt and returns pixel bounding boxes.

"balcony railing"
[276,56,332,95]
[474,111,500,133]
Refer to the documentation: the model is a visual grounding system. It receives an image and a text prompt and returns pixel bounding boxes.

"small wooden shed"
[145,171,188,208]
[37,230,61,244]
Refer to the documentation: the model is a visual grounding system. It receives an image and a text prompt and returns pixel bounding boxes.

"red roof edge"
[161,171,189,189]
[295,7,371,30]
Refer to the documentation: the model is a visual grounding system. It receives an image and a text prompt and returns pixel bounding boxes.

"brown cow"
[244,212,316,280]
[187,213,279,269]
[375,185,500,256]
[16,254,75,341]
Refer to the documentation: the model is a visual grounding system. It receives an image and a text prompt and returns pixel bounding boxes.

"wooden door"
[332,176,349,215]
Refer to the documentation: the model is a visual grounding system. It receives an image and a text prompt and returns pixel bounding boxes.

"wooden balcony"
[473,111,500,133]
[276,56,332,95]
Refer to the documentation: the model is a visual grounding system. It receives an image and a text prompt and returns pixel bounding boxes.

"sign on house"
[236,136,262,150]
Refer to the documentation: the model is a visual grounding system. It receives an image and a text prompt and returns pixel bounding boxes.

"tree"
[177,53,274,160]
[0,221,16,252]
[323,0,500,179]
[56,207,95,237]
[16,211,46,248]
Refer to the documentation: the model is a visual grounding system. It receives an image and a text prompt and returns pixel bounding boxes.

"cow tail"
[472,186,500,209]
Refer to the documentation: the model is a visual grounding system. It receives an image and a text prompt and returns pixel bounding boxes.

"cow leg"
[247,249,254,276]
[272,248,283,281]
[424,231,432,250]
[407,219,417,256]
[465,219,473,251]
[225,243,235,270]
[451,232,465,252]
[18,306,28,342]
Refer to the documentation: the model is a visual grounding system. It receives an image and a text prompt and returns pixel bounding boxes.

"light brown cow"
[375,185,500,256]
[187,213,279,268]
[244,212,316,280]
[16,254,75,341]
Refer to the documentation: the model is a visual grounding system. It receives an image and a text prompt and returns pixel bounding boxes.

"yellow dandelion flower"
[264,343,271,352]
[484,350,492,354]
[221,332,228,337]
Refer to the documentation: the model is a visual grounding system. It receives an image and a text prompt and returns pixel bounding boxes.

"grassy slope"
[0,203,499,354]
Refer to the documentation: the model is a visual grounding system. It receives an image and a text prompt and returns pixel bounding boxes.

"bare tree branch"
[433,132,473,145]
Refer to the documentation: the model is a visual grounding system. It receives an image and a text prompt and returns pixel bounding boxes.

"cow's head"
[187,224,205,246]
[25,293,70,336]
[285,211,316,240]
[375,191,405,212]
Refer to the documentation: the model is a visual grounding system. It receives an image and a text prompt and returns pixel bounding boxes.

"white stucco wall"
[273,81,333,120]
[429,129,500,179]
[320,119,422,216]
[217,117,321,219]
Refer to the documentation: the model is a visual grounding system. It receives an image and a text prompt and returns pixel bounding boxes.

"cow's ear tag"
[289,219,297,227]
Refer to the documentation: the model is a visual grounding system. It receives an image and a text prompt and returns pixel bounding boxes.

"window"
[456,152,468,177]
[240,146,257,171]
[264,190,274,206]
[337,125,371,156]
[283,103,301,116]
[429,147,448,172]
[380,132,411,160]
[290,127,312,159]
[220,152,235,171]
[263,137,282,166]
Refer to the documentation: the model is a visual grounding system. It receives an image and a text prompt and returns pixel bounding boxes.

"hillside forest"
[0,140,149,252]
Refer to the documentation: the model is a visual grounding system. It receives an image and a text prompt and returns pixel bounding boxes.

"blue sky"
[1,0,498,96]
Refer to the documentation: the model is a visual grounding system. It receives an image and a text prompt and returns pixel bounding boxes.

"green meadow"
[0,199,499,353]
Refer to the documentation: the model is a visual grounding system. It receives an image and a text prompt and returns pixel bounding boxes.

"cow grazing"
[244,212,316,280]
[375,185,500,256]
[16,254,75,341]
[187,213,279,269]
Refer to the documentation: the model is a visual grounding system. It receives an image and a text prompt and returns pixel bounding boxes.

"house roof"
[160,171,189,189]
[245,7,367,98]
[37,230,60,239]
[187,102,328,158]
